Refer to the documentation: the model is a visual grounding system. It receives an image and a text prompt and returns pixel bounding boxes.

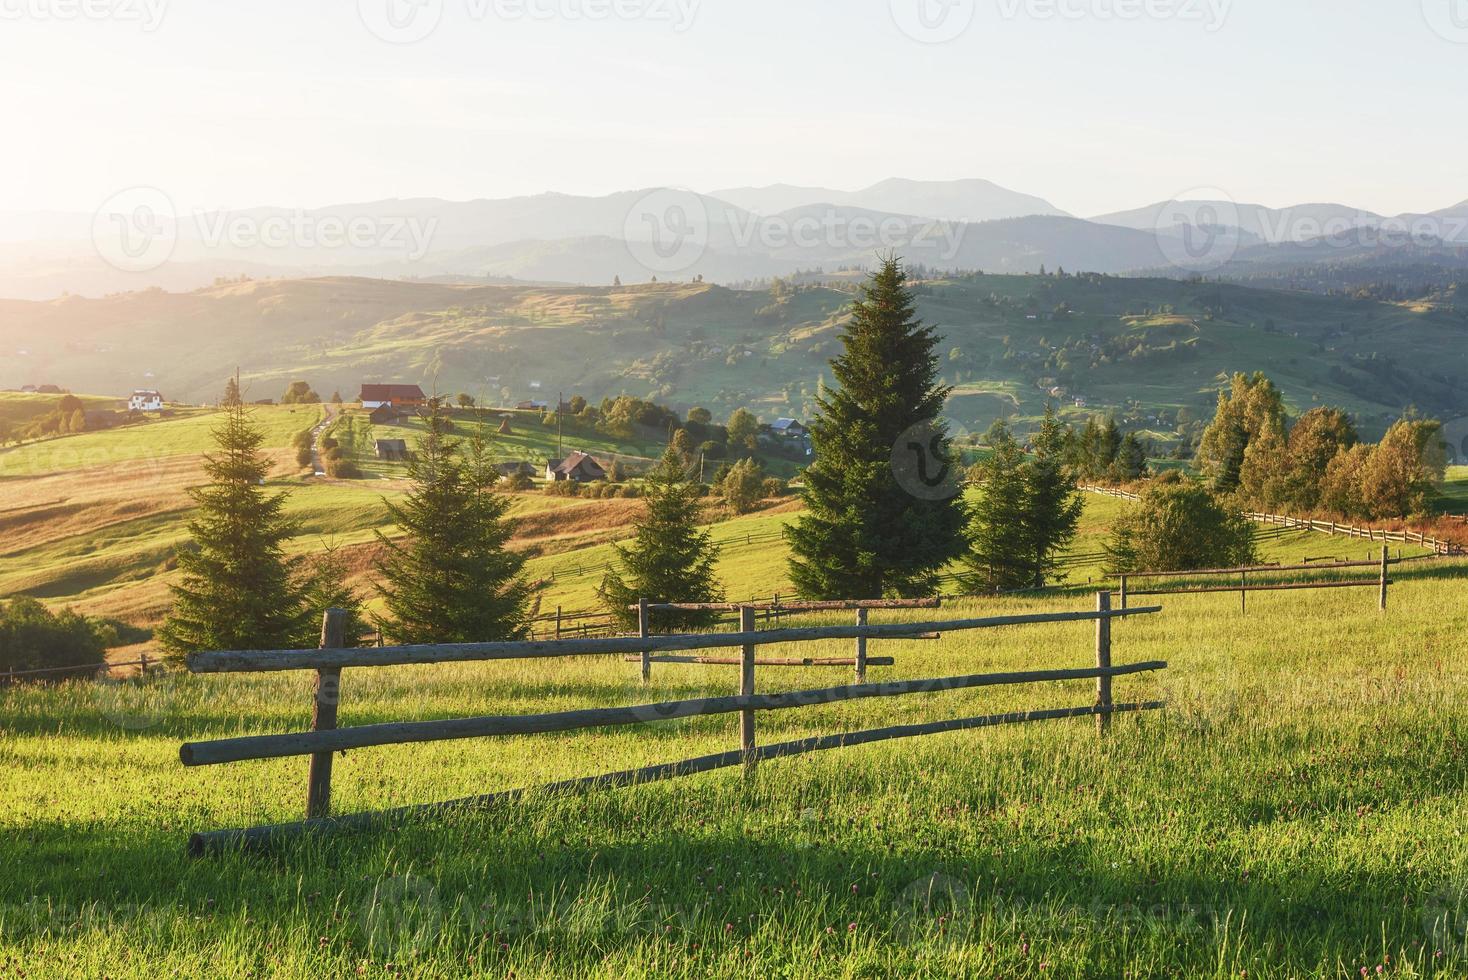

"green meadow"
[2,543,1466,977]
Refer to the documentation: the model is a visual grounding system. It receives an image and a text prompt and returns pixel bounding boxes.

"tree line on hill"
[1196,371,1448,520]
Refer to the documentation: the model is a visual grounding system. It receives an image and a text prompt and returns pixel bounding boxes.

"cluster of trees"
[160,398,534,657]
[1199,372,1447,519]
[7,394,90,442]
[0,596,117,673]
[1064,416,1147,483]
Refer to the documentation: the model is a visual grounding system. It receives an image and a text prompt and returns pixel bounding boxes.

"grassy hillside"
[3,555,1466,976]
[3,272,1465,442]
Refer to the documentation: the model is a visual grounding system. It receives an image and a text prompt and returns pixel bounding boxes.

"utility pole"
[556,390,563,457]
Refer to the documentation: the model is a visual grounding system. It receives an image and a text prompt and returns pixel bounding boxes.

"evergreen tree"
[957,420,1031,593]
[222,375,242,407]
[785,257,968,598]
[1020,406,1085,588]
[158,401,314,657]
[374,405,533,643]
[302,546,373,648]
[598,446,723,632]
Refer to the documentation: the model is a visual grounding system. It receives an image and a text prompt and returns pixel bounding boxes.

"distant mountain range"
[2,179,1466,300]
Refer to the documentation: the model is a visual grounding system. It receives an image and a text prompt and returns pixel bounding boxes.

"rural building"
[359,384,426,409]
[19,384,37,393]
[375,439,409,461]
[35,384,62,394]
[517,400,549,411]
[546,451,607,483]
[129,390,164,411]
[769,418,807,438]
[368,405,403,425]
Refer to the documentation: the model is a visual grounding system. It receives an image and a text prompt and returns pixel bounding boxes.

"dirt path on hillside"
[309,404,337,476]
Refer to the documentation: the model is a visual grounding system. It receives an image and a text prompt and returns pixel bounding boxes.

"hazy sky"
[2,0,1465,217]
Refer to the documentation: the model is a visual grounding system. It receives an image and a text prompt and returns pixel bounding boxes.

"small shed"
[495,461,536,478]
[369,405,402,425]
[375,439,409,461]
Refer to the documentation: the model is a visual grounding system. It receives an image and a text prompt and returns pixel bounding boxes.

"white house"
[129,390,163,412]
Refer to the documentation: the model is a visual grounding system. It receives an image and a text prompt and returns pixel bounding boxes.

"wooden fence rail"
[2,656,154,683]
[181,595,1165,854]
[1118,547,1395,613]
[1081,485,1466,556]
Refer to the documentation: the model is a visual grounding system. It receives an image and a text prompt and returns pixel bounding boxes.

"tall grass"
[3,559,1467,977]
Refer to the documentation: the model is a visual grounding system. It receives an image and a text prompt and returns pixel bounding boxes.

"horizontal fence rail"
[182,596,1166,854]
[1081,485,1466,556]
[186,607,1161,674]
[1117,546,1396,613]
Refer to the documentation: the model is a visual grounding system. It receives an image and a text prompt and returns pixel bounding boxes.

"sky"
[2,0,1465,218]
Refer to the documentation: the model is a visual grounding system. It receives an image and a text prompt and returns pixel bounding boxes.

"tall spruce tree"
[599,446,723,632]
[957,420,1032,593]
[785,257,968,598]
[158,400,314,657]
[374,405,533,644]
[1022,406,1085,588]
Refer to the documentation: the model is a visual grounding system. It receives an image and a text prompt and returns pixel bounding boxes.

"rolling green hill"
[3,272,1465,444]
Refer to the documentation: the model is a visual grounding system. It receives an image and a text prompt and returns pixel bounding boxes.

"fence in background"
[2,655,154,684]
[1117,546,1396,613]
[1082,485,1465,557]
[179,596,1165,855]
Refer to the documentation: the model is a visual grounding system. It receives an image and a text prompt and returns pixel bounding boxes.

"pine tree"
[957,420,1032,593]
[374,405,534,644]
[785,257,968,598]
[1021,407,1085,589]
[158,401,314,657]
[599,446,723,632]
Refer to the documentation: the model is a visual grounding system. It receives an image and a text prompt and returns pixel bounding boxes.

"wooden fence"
[179,596,1165,855]
[1082,485,1466,557]
[632,598,943,682]
[1117,547,1395,613]
[2,655,155,684]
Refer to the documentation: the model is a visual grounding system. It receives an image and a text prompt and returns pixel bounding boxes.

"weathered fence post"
[139,652,149,675]
[1095,591,1113,736]
[1240,569,1247,614]
[1119,575,1129,610]
[638,598,651,683]
[1379,546,1389,612]
[740,606,757,775]
[854,608,869,684]
[307,609,348,821]
[555,606,562,640]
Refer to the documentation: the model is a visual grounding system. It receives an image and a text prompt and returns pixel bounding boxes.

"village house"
[545,451,607,483]
[368,404,403,425]
[769,418,807,439]
[129,389,164,412]
[359,384,427,409]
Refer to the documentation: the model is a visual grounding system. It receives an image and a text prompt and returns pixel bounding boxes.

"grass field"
[2,544,1466,977]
